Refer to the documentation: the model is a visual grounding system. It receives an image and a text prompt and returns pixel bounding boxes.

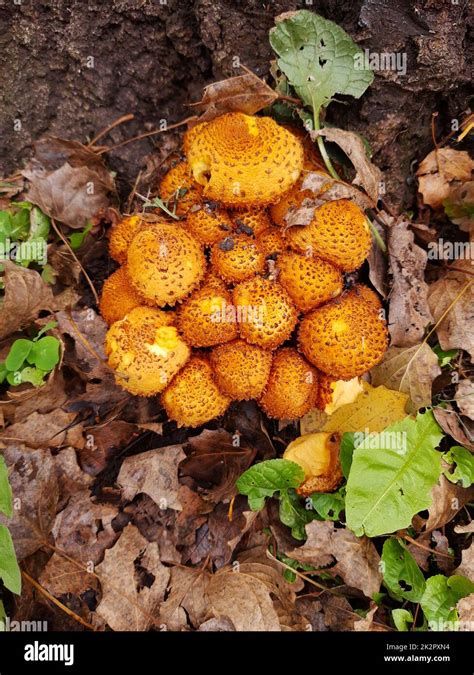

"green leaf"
[392,608,414,632]
[277,552,317,583]
[34,321,58,341]
[69,221,92,250]
[19,367,48,387]
[10,208,30,240]
[29,207,50,240]
[381,538,426,602]
[0,211,12,243]
[0,363,7,384]
[0,455,12,518]
[5,338,33,372]
[420,574,474,630]
[310,488,345,521]
[270,10,373,115]
[6,371,22,386]
[0,599,6,630]
[346,411,443,537]
[443,446,474,488]
[340,432,363,478]
[236,458,305,510]
[0,524,21,595]
[279,488,316,540]
[432,344,458,368]
[27,336,60,371]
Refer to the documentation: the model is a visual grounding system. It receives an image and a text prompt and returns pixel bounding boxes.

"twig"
[97,117,194,155]
[402,534,452,560]
[88,113,135,148]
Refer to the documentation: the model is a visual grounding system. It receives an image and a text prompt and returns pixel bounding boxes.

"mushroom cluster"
[101,112,389,428]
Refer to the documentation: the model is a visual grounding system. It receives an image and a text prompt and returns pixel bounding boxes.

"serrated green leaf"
[392,608,414,632]
[420,574,474,630]
[27,336,60,371]
[236,458,305,510]
[270,10,373,115]
[346,411,443,537]
[443,446,474,488]
[310,488,345,521]
[381,538,426,602]
[0,456,12,518]
[5,339,33,372]
[279,488,317,540]
[0,524,21,595]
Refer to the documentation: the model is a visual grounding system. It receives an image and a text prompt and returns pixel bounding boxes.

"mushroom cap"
[186,113,304,207]
[159,160,203,215]
[259,347,318,419]
[176,283,238,347]
[277,251,343,313]
[349,283,383,312]
[283,432,343,495]
[256,228,287,258]
[233,210,272,237]
[186,204,234,246]
[210,339,273,400]
[285,199,372,272]
[127,222,206,307]
[211,234,265,284]
[105,307,190,396]
[298,292,389,379]
[99,267,146,325]
[269,181,314,228]
[232,277,298,350]
[161,355,231,427]
[109,215,145,265]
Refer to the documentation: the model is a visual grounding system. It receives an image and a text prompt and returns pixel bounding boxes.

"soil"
[0,0,472,209]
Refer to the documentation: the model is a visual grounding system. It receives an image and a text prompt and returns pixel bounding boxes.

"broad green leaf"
[236,459,305,510]
[69,221,92,250]
[29,207,50,240]
[392,608,414,632]
[0,211,12,243]
[346,411,443,537]
[270,10,373,115]
[19,367,48,387]
[310,489,345,521]
[0,524,21,595]
[443,446,474,488]
[5,338,33,372]
[420,574,474,630]
[0,456,12,517]
[15,237,48,268]
[10,208,30,240]
[381,538,426,602]
[340,431,362,478]
[27,336,60,371]
[279,488,316,540]
[6,371,22,386]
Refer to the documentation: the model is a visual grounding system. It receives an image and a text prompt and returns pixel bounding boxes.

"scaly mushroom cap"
[161,355,231,427]
[176,283,237,347]
[317,373,363,415]
[109,215,144,265]
[256,228,287,258]
[259,348,318,419]
[186,113,304,207]
[105,307,190,396]
[99,267,146,325]
[283,432,343,495]
[298,292,389,379]
[349,283,383,312]
[159,161,203,215]
[234,210,273,237]
[285,199,372,272]
[269,169,331,227]
[277,252,343,313]
[210,339,273,400]
[186,204,234,246]
[233,277,298,350]
[211,234,265,284]
[127,222,206,307]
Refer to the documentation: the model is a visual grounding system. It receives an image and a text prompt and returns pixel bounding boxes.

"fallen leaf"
[95,524,170,631]
[387,217,433,347]
[455,544,474,582]
[444,181,474,232]
[159,566,211,630]
[416,148,474,210]
[0,262,53,339]
[354,604,388,631]
[368,219,388,298]
[425,476,474,531]
[322,381,408,434]
[320,595,355,631]
[455,522,474,534]
[456,380,474,420]
[287,520,382,599]
[188,71,278,124]
[22,136,115,228]
[457,595,474,627]
[54,447,93,509]
[0,409,77,449]
[207,498,258,568]
[56,308,111,380]
[0,444,58,560]
[433,406,474,452]
[311,127,382,203]
[428,266,474,361]
[198,617,235,631]
[39,553,98,598]
[370,343,441,411]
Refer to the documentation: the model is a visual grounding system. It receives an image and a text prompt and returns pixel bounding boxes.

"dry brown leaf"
[370,343,441,412]
[457,595,474,627]
[455,544,473,582]
[95,524,170,631]
[54,447,93,509]
[425,476,474,531]
[287,521,382,599]
[0,444,58,560]
[320,595,355,631]
[445,181,474,232]
[39,552,98,598]
[368,219,388,298]
[387,217,433,346]
[118,445,185,511]
[416,148,474,210]
[455,522,474,534]
[428,267,474,361]
[22,136,115,228]
[433,406,474,452]
[353,604,388,631]
[188,71,278,124]
[311,127,382,203]
[455,380,474,420]
[0,409,77,448]
[159,566,211,630]
[0,261,54,339]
